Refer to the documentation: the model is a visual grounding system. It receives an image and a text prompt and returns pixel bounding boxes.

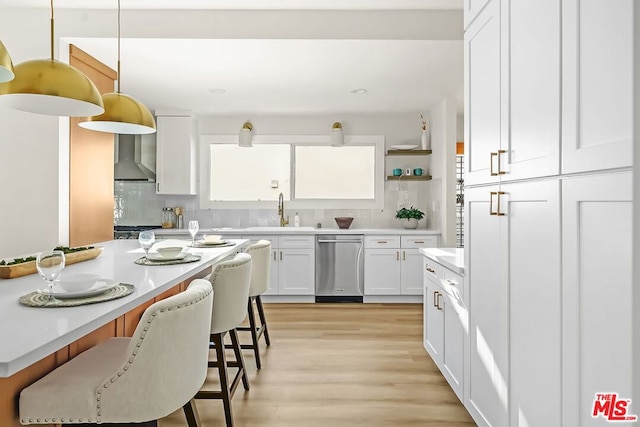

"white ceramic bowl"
[203,235,223,244]
[56,273,101,292]
[156,246,184,259]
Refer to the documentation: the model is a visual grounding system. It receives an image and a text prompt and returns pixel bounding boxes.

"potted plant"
[395,206,425,229]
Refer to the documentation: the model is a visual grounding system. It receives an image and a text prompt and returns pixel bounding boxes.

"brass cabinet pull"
[402,251,406,261]
[156,182,159,192]
[433,291,439,308]
[273,251,277,261]
[436,292,443,310]
[497,150,507,175]
[280,251,283,261]
[377,240,388,244]
[490,152,498,176]
[414,240,425,244]
[426,267,435,273]
[490,191,498,215]
[496,191,506,216]
[446,279,457,287]
[396,251,400,261]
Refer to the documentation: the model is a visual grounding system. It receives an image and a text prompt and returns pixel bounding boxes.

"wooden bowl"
[334,217,354,229]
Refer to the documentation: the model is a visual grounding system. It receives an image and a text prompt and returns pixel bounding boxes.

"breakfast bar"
[0,239,248,427]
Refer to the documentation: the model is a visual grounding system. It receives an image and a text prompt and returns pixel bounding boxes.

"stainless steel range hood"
[114,134,156,182]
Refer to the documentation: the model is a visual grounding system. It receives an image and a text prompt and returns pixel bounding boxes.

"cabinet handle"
[436,293,443,310]
[490,191,498,215]
[280,251,283,261]
[426,267,435,273]
[156,182,159,192]
[433,291,439,308]
[396,251,400,261]
[497,150,507,175]
[490,152,498,176]
[402,250,406,261]
[496,191,506,216]
[273,251,277,261]
[414,240,425,244]
[446,279,457,287]
[377,240,388,244]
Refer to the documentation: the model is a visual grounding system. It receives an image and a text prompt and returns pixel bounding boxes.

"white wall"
[0,7,461,257]
[428,98,457,247]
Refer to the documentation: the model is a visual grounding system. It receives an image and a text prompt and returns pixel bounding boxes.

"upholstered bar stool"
[237,240,272,369]
[195,252,252,427]
[19,280,214,426]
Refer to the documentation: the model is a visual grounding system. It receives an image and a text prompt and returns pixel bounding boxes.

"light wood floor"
[160,303,475,427]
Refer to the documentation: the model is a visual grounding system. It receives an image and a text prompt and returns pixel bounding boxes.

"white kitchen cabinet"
[464,0,501,186]
[465,0,560,186]
[364,235,438,296]
[243,234,314,296]
[562,172,632,427]
[364,248,401,295]
[423,257,465,401]
[465,180,561,427]
[155,114,197,195]
[561,0,633,174]
[463,0,491,29]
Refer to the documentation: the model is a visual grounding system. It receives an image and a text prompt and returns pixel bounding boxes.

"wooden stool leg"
[229,329,250,391]
[256,295,271,346]
[246,297,261,369]
[183,398,201,427]
[213,333,235,427]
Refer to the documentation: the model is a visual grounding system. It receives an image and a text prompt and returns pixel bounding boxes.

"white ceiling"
[4,0,464,116]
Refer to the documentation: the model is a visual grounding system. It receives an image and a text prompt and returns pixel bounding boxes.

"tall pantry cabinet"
[463,0,633,426]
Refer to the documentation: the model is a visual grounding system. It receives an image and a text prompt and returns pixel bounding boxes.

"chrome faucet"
[278,192,289,227]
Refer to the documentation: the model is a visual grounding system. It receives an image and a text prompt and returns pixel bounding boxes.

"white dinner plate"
[195,239,229,247]
[146,252,187,261]
[390,144,419,150]
[48,279,119,299]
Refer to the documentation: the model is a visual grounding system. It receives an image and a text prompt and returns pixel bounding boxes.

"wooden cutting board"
[0,247,104,279]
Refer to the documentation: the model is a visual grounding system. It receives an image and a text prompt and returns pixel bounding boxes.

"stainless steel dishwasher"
[315,234,364,302]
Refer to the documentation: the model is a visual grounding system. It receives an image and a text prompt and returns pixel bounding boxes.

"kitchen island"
[0,238,248,427]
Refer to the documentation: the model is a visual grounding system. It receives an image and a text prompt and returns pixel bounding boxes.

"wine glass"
[188,220,199,246]
[138,230,155,259]
[36,250,65,302]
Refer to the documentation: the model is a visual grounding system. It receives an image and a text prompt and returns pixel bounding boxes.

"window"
[199,134,384,209]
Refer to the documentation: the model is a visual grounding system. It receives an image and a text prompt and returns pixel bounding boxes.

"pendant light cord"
[117,0,121,93]
[50,0,54,60]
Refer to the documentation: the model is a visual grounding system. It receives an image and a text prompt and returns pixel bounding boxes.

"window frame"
[199,134,385,210]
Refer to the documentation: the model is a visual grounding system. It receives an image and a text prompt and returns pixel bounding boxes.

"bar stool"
[195,252,252,427]
[19,280,214,426]
[237,240,272,369]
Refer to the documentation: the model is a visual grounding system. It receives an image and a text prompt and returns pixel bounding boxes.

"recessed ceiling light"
[209,88,227,94]
[350,88,368,95]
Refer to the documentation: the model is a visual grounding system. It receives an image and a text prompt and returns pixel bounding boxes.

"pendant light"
[330,122,344,147]
[0,40,15,83]
[79,0,156,134]
[238,121,253,147]
[0,0,104,116]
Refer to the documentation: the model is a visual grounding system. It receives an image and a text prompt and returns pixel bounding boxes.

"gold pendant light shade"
[79,92,156,134]
[0,59,104,116]
[0,40,15,83]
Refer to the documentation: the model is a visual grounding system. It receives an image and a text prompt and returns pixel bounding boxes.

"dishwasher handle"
[317,239,363,244]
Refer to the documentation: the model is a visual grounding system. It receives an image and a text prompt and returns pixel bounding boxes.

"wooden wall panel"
[68,45,116,247]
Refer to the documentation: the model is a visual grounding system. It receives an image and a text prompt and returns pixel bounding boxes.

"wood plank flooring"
[160,303,475,427]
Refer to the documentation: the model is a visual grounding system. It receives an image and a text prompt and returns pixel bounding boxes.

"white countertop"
[419,247,464,275]
[0,239,248,378]
[154,227,441,236]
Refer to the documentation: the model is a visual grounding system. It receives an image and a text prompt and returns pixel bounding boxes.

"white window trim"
[199,134,385,210]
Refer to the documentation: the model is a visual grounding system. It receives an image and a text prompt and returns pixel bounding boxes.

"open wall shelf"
[386,149,432,156]
[385,175,433,181]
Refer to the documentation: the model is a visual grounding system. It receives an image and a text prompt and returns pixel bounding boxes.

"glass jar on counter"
[162,207,176,229]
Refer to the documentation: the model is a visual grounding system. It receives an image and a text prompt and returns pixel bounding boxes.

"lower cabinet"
[364,235,438,295]
[423,257,465,401]
[243,234,315,295]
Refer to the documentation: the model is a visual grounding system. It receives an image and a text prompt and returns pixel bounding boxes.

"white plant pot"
[400,218,418,229]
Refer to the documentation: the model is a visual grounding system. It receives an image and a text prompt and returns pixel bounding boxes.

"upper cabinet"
[561,0,633,173]
[465,0,560,186]
[155,113,197,195]
[464,0,492,29]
